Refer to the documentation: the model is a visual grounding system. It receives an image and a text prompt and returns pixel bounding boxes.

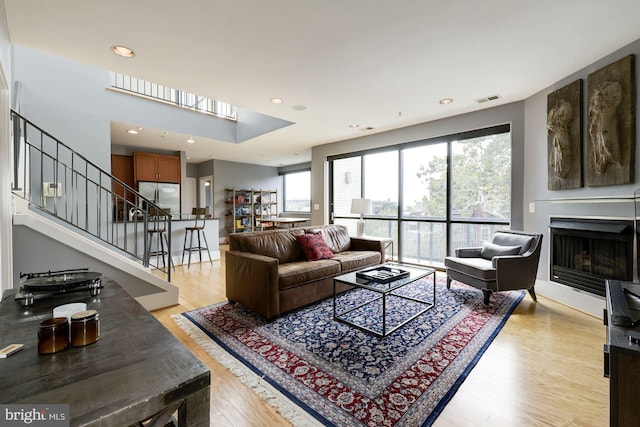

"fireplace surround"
[549,217,634,297]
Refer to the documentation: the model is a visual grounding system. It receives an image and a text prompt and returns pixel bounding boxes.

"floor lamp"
[351,198,372,237]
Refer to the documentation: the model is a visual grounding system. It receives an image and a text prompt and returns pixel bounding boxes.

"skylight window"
[109,72,237,121]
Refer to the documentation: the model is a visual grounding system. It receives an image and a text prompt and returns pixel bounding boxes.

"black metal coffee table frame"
[333,263,436,338]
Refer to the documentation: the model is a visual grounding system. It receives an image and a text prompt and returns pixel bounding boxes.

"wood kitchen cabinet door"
[156,155,180,182]
[133,152,158,182]
[133,152,180,183]
[111,154,135,199]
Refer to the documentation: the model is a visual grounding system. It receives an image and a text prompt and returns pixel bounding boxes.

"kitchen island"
[112,215,220,267]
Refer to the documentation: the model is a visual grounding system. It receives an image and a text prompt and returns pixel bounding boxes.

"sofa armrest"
[455,247,482,257]
[350,236,387,262]
[225,250,280,319]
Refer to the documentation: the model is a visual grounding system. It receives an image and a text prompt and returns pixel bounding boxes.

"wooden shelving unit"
[225,188,277,233]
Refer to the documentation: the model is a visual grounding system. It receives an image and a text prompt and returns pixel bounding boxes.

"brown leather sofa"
[226,224,386,319]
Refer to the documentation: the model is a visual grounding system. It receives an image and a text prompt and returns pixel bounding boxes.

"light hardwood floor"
[152,248,609,426]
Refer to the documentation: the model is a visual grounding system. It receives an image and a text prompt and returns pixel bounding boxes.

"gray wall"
[310,102,526,230]
[523,39,640,293]
[13,225,161,298]
[11,45,241,171]
[13,46,112,170]
[213,159,282,240]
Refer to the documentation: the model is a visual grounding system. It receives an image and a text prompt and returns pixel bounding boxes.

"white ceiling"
[5,0,640,166]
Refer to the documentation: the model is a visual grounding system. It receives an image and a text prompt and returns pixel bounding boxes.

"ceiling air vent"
[475,94,501,104]
[359,126,374,132]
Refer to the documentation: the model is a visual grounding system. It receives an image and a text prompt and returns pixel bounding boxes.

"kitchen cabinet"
[111,154,136,221]
[133,152,180,183]
[111,154,135,200]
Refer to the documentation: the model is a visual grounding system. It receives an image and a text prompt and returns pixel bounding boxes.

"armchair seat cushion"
[445,256,496,281]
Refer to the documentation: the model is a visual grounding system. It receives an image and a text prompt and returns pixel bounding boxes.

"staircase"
[10,111,178,310]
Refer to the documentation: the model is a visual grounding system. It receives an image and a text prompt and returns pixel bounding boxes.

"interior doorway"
[199,175,213,216]
[183,177,196,215]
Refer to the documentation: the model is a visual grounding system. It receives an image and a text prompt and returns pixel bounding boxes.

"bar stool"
[181,207,212,269]
[145,207,174,270]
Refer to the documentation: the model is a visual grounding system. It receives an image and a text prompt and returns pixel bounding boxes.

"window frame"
[281,169,311,213]
[328,124,511,267]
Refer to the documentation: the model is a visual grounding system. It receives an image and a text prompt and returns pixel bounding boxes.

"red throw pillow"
[296,231,334,261]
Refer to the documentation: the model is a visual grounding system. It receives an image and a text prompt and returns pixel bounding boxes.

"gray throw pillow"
[480,241,521,260]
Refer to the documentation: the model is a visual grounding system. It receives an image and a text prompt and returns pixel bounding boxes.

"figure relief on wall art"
[547,79,582,190]
[586,54,635,187]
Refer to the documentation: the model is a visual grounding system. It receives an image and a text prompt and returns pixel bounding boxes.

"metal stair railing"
[10,110,172,281]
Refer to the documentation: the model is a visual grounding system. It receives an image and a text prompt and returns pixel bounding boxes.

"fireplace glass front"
[550,218,634,297]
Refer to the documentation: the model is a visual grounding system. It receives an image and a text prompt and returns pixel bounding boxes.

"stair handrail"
[10,110,172,281]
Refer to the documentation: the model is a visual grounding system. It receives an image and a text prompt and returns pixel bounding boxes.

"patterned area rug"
[174,276,524,426]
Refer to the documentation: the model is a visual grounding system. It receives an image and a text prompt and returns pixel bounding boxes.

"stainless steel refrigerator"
[138,182,180,216]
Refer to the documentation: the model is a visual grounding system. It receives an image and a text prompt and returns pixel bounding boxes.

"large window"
[283,170,311,212]
[330,125,511,268]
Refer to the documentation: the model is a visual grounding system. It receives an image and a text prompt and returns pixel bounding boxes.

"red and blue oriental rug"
[174,277,523,426]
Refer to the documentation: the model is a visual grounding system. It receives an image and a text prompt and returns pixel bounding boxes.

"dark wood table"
[257,216,305,229]
[0,279,210,426]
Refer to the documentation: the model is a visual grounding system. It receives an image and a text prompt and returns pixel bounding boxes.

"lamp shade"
[351,198,372,215]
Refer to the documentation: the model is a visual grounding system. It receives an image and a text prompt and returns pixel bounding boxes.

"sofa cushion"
[279,260,341,290]
[305,224,351,253]
[480,241,521,260]
[242,230,305,263]
[296,232,334,261]
[331,251,382,273]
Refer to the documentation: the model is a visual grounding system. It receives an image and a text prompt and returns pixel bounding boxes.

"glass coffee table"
[333,263,436,337]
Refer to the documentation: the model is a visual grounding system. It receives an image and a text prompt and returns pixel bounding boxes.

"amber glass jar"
[38,317,69,354]
[70,310,100,347]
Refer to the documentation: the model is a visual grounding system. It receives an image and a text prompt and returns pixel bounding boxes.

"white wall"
[0,0,12,292]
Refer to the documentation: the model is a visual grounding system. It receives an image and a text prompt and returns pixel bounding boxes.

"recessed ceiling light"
[271,98,283,104]
[349,124,360,128]
[439,98,453,105]
[292,105,306,111]
[127,129,138,134]
[112,45,135,58]
[186,137,195,144]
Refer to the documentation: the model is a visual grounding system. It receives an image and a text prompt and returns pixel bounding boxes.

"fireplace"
[549,218,634,297]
